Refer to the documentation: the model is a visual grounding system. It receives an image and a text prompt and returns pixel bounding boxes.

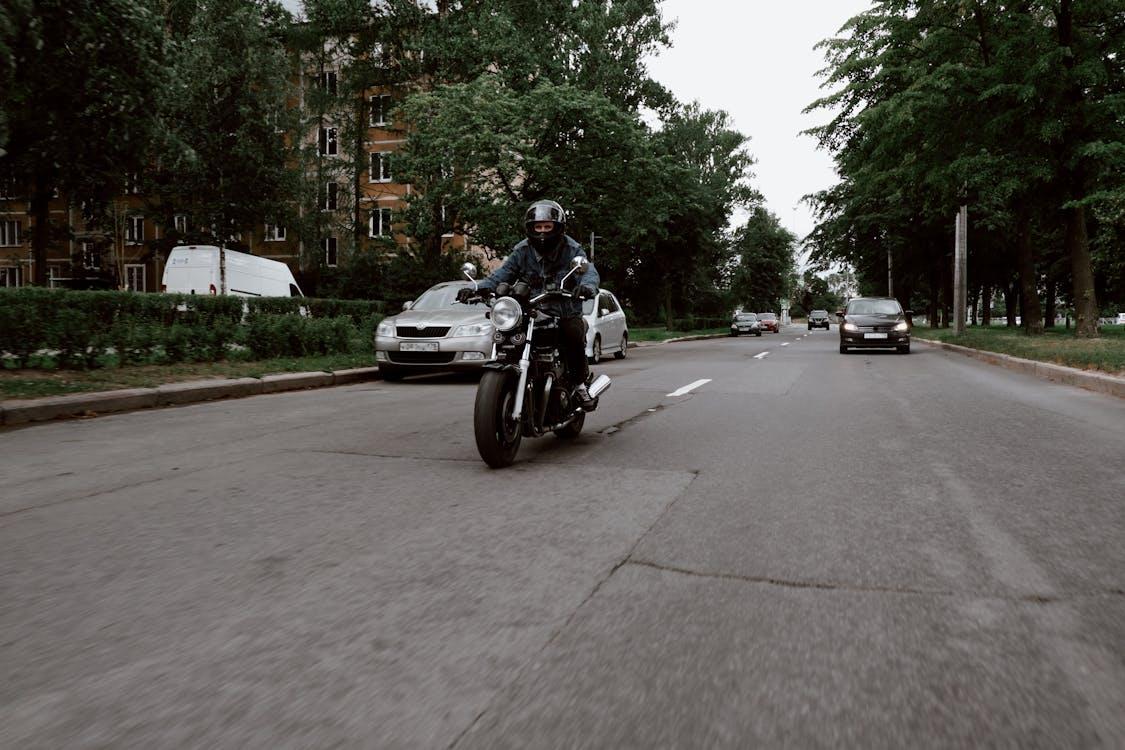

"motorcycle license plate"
[400,342,439,352]
[864,333,888,339]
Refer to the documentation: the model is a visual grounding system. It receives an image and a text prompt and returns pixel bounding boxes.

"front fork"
[510,318,535,421]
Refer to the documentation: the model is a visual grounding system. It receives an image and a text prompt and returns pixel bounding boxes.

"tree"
[147,0,297,250]
[1,0,166,285]
[805,0,1123,337]
[729,206,795,313]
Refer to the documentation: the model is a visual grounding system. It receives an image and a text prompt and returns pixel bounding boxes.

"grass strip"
[913,325,1124,375]
[630,326,730,342]
[1,352,376,400]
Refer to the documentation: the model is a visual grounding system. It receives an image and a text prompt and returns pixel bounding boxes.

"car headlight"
[491,297,522,332]
[842,322,858,332]
[376,320,394,337]
[452,322,493,337]
[894,321,909,331]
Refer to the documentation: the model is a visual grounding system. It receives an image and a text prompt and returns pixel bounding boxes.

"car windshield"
[735,313,757,321]
[811,310,827,316]
[847,299,903,315]
[411,284,476,310]
[758,313,776,320]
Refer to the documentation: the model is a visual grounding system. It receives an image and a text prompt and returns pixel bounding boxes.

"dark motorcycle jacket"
[477,235,600,318]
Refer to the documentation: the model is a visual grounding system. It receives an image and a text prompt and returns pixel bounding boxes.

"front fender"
[483,361,520,373]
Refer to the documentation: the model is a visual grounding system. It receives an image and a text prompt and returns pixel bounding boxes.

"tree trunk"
[1044,278,1056,329]
[354,94,365,258]
[981,283,992,326]
[665,282,674,330]
[1015,213,1043,334]
[1066,205,1098,337]
[1004,282,1018,327]
[928,257,939,328]
[31,174,51,286]
[942,254,953,328]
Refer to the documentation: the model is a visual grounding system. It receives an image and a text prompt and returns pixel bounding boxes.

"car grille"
[388,352,457,364]
[396,326,451,338]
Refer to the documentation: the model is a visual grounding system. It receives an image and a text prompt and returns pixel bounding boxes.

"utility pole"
[887,247,893,297]
[589,233,602,261]
[954,204,968,334]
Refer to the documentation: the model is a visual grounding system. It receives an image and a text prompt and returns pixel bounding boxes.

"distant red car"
[757,312,780,333]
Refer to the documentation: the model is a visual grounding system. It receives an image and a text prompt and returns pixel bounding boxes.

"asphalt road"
[2,325,1124,748]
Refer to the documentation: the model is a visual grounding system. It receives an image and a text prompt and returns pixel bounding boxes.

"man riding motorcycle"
[457,200,600,409]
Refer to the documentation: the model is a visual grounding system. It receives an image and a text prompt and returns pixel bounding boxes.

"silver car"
[583,289,629,363]
[374,281,493,380]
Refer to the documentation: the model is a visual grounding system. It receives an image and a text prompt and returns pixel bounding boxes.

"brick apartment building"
[0,51,474,292]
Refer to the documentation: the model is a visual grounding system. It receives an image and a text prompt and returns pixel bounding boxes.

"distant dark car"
[838,297,911,354]
[758,312,779,333]
[730,312,762,337]
[808,310,830,330]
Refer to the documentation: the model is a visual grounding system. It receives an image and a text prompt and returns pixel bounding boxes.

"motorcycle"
[460,259,611,468]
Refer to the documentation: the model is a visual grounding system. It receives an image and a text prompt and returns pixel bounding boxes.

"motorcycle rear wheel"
[474,370,523,468]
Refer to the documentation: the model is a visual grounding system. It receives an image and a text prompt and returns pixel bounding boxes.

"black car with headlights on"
[837,297,912,354]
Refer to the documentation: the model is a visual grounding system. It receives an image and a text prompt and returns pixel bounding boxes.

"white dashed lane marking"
[754,352,770,360]
[666,379,712,398]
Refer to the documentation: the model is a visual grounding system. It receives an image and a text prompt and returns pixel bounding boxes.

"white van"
[161,245,303,297]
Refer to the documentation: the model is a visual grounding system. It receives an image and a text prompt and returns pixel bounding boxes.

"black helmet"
[524,199,566,259]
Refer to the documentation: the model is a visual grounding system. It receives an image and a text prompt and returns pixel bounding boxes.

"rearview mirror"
[461,262,477,280]
[571,256,589,274]
[835,310,845,318]
[402,301,414,311]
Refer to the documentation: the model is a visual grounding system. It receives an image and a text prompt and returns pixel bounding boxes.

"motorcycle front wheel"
[474,369,523,468]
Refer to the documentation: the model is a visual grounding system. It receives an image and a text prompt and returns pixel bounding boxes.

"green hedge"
[0,288,378,369]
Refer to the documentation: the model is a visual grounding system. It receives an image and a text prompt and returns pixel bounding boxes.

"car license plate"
[864,333,888,339]
[400,342,439,352]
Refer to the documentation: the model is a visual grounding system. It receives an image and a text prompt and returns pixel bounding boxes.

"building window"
[323,236,338,267]
[370,152,391,182]
[82,241,100,270]
[174,214,188,234]
[0,266,19,287]
[126,216,144,245]
[126,172,141,194]
[321,182,338,211]
[369,94,392,126]
[369,207,392,237]
[319,70,338,95]
[265,223,286,241]
[126,264,145,292]
[0,220,20,246]
[0,171,17,199]
[319,127,338,156]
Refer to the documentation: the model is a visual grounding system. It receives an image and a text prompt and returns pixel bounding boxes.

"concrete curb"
[915,338,1125,399]
[632,333,730,348]
[1,366,383,428]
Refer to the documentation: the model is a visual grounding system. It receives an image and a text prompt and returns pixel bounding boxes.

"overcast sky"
[282,0,873,248]
[646,0,873,245]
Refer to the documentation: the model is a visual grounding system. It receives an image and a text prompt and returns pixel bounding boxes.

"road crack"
[624,560,1125,602]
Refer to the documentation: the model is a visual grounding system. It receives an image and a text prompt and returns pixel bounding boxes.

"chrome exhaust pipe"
[588,374,611,399]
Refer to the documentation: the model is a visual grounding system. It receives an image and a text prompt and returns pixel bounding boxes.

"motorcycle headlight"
[894,321,909,331]
[452,321,493,337]
[842,322,859,332]
[376,320,394,337]
[491,297,522,332]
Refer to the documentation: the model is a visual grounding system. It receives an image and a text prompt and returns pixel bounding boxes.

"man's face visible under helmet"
[525,201,566,259]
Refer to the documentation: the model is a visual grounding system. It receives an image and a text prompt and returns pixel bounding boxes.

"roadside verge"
[0,367,382,428]
[3,333,737,427]
[915,338,1124,399]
